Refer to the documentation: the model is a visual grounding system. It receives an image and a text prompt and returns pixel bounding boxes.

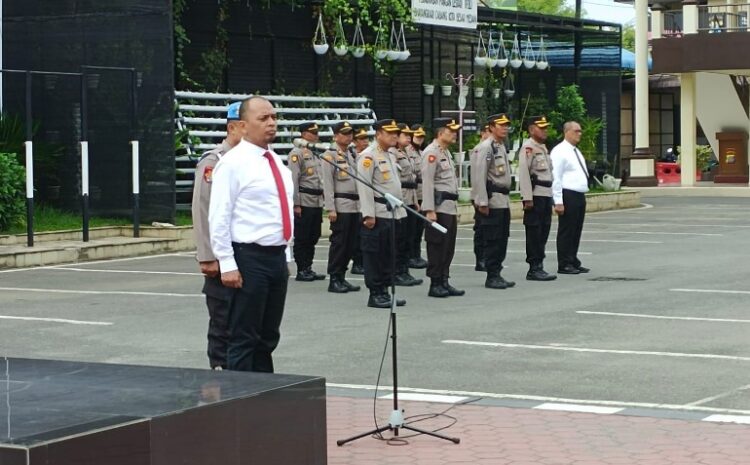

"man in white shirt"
[551,121,591,275]
[208,96,294,372]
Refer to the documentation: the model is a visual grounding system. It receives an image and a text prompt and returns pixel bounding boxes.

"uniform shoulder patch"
[362,157,373,169]
[290,154,299,163]
[525,147,533,155]
[428,154,437,163]
[203,166,214,183]
[323,154,333,162]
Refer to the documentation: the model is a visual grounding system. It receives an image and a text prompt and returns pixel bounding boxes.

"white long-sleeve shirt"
[209,139,294,273]
[551,139,590,204]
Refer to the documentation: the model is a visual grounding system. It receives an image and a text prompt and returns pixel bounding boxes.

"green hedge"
[0,152,25,231]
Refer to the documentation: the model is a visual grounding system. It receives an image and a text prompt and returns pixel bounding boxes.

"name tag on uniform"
[439,159,450,170]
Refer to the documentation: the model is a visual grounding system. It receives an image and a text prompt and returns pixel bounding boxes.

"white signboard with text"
[411,0,478,30]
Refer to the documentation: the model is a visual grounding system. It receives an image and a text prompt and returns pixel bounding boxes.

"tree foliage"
[516,0,576,17]
[0,153,25,231]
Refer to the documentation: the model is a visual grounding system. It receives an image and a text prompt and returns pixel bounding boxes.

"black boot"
[328,274,349,293]
[394,273,417,286]
[443,278,466,296]
[485,272,508,289]
[367,291,391,309]
[381,288,406,307]
[341,274,361,292]
[295,268,316,282]
[408,257,428,269]
[527,265,557,281]
[428,278,450,298]
[310,268,326,280]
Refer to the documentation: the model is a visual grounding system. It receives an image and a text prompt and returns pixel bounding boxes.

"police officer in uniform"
[288,122,326,281]
[471,114,516,289]
[406,124,428,269]
[357,119,407,309]
[393,123,423,286]
[191,101,243,370]
[422,118,465,298]
[350,128,370,275]
[519,115,557,281]
[321,121,361,293]
[471,123,493,272]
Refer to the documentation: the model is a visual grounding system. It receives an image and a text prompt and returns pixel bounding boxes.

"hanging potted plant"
[474,86,485,98]
[441,81,453,97]
[373,20,389,60]
[474,30,488,67]
[333,16,348,56]
[522,34,536,69]
[509,33,522,69]
[313,13,329,55]
[386,22,401,61]
[351,19,366,58]
[496,31,509,68]
[423,78,437,95]
[503,71,516,98]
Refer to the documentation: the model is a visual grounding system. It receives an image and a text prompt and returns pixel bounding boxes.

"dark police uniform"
[421,118,464,298]
[471,114,515,290]
[519,115,557,281]
[192,139,233,369]
[357,119,407,309]
[321,121,361,293]
[288,122,325,282]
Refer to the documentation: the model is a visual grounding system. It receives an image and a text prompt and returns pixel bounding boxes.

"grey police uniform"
[288,146,325,277]
[421,140,460,283]
[405,144,426,265]
[357,144,405,295]
[191,140,232,369]
[471,137,512,276]
[518,137,554,269]
[322,145,360,281]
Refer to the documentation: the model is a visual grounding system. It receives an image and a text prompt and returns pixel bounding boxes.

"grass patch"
[1,205,132,235]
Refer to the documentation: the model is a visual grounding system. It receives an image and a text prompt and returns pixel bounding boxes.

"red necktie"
[263,151,292,242]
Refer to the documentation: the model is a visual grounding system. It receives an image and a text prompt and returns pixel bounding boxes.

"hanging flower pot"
[504,89,516,98]
[496,31,509,68]
[423,84,435,95]
[386,50,400,60]
[509,33,522,69]
[334,45,348,56]
[475,56,487,67]
[474,87,485,98]
[459,86,470,97]
[441,85,453,97]
[522,35,536,69]
[375,49,388,60]
[536,35,549,69]
[486,31,498,68]
[373,20,388,60]
[397,23,410,61]
[474,30,488,68]
[386,22,400,61]
[493,88,501,99]
[313,13,329,55]
[536,61,549,70]
[333,16,348,56]
[351,19,366,59]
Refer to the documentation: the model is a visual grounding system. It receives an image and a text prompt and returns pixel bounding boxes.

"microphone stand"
[305,143,459,446]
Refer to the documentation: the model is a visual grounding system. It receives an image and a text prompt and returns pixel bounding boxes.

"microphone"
[293,138,331,152]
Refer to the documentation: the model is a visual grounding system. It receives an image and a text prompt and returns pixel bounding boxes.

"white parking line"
[0,253,192,274]
[585,222,750,229]
[533,403,623,415]
[577,311,750,324]
[671,288,750,295]
[458,227,722,236]
[51,268,202,277]
[687,384,750,407]
[0,315,112,326]
[327,382,750,416]
[0,287,202,298]
[442,340,750,362]
[454,238,664,244]
[703,414,750,425]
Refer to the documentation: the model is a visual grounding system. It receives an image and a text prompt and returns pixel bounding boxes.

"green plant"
[548,85,602,161]
[696,145,714,171]
[0,113,64,187]
[0,152,26,231]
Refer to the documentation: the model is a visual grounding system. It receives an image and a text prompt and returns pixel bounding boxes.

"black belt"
[530,174,553,188]
[334,192,359,200]
[374,197,387,205]
[487,182,510,195]
[299,187,323,196]
[435,190,458,205]
[416,176,423,185]
[231,242,286,254]
[401,181,418,189]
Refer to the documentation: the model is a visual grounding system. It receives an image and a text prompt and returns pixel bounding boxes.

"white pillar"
[683,0,699,34]
[634,0,650,152]
[651,8,664,39]
[680,73,697,187]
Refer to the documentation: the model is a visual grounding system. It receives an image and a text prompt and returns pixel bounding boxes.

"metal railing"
[663,11,683,37]
[698,3,750,32]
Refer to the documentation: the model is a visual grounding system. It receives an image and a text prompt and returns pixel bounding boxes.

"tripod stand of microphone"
[291,139,460,446]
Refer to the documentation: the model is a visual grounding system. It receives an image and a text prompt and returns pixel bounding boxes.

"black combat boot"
[527,265,557,281]
[340,273,361,292]
[428,278,450,298]
[443,278,466,296]
[328,274,349,293]
[485,272,508,289]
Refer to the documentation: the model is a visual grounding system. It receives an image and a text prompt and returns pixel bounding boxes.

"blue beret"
[226,102,241,121]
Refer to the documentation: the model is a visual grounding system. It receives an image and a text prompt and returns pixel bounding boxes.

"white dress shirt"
[209,139,294,273]
[551,139,590,204]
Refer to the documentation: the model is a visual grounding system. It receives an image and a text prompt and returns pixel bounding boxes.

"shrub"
[0,152,26,231]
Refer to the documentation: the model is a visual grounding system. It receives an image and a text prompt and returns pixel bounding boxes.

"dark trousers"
[478,208,510,273]
[425,213,458,279]
[402,205,420,265]
[203,276,231,369]
[524,196,553,268]
[293,206,322,270]
[352,214,363,267]
[360,218,394,291]
[396,216,410,274]
[472,209,484,265]
[327,212,359,274]
[556,189,586,269]
[410,205,425,259]
[228,243,289,373]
